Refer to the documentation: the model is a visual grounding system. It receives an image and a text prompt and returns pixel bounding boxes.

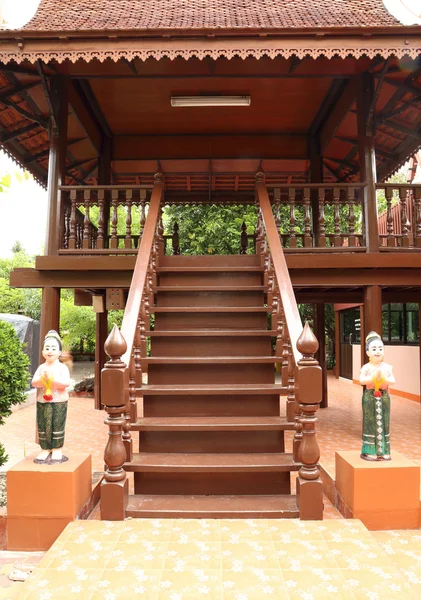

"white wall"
[352,344,420,397]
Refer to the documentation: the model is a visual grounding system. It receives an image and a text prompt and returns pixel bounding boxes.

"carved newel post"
[101,325,129,520]
[295,322,324,520]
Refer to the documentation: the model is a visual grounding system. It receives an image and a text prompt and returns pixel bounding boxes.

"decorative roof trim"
[0,34,420,64]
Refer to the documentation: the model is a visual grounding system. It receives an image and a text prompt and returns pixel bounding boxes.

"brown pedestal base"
[296,476,324,520]
[7,452,92,550]
[100,477,129,520]
[335,450,420,530]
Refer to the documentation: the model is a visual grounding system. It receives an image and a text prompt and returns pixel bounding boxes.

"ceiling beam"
[113,134,308,160]
[0,122,39,143]
[319,79,357,152]
[77,79,113,140]
[68,80,101,154]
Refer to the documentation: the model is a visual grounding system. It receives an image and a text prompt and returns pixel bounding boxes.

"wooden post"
[94,308,108,410]
[39,288,60,362]
[44,77,69,256]
[363,286,383,338]
[295,323,323,520]
[98,137,112,248]
[357,73,379,253]
[315,303,328,408]
[310,136,323,246]
[360,304,366,375]
[101,325,129,521]
[334,309,340,379]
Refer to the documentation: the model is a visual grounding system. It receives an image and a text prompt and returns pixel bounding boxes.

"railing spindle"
[303,187,312,248]
[333,188,341,247]
[415,188,421,248]
[97,189,105,249]
[289,187,297,248]
[110,189,119,249]
[318,187,326,247]
[69,190,77,249]
[240,222,248,254]
[83,190,91,249]
[348,187,356,247]
[172,222,180,255]
[125,190,133,249]
[386,187,395,247]
[400,187,410,248]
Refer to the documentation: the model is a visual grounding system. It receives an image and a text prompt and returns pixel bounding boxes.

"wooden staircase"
[124,254,300,518]
[100,176,323,521]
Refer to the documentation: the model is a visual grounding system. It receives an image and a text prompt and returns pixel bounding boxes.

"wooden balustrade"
[60,186,149,253]
[256,173,323,520]
[100,174,164,520]
[376,183,421,249]
[270,184,365,250]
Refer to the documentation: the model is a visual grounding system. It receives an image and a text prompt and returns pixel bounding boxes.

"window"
[382,303,419,345]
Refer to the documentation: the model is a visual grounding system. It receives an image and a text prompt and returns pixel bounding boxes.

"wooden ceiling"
[0,55,420,189]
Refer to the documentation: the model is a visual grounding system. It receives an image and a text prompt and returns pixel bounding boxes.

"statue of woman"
[31,330,71,464]
[359,331,395,461]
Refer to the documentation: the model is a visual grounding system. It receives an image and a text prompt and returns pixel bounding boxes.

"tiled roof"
[20,0,401,32]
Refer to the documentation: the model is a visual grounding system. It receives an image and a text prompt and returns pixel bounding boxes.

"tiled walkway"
[12,519,421,599]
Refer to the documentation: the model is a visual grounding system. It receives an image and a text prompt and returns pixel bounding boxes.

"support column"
[335,309,340,379]
[357,73,379,253]
[360,304,366,372]
[95,307,108,410]
[44,77,69,256]
[363,286,383,338]
[309,136,323,246]
[315,303,328,408]
[98,137,112,248]
[39,288,60,361]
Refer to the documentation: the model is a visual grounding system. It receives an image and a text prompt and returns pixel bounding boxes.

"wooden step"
[126,494,299,518]
[146,330,277,336]
[151,306,270,313]
[138,383,285,395]
[143,356,278,364]
[131,416,295,431]
[124,452,299,473]
[160,255,261,267]
[157,266,264,272]
[156,285,266,291]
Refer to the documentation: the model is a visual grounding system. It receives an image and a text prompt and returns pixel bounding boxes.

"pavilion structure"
[1,0,421,520]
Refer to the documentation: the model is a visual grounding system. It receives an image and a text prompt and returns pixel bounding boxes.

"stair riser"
[143,394,281,417]
[138,431,285,453]
[156,291,265,307]
[154,312,268,330]
[148,364,275,384]
[125,508,299,519]
[150,336,272,357]
[158,272,263,286]
[161,255,261,267]
[133,472,291,496]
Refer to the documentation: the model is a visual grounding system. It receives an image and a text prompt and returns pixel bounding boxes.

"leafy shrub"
[0,320,30,466]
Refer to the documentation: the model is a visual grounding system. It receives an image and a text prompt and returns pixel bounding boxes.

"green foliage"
[0,320,30,466]
[163,204,257,255]
[0,278,24,314]
[0,173,11,193]
[0,251,41,319]
[60,295,97,355]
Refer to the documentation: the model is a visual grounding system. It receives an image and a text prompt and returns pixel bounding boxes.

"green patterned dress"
[361,387,391,457]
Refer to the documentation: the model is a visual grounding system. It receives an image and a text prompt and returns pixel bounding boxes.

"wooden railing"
[256,173,323,520]
[99,174,164,520]
[60,185,150,253]
[376,183,421,249]
[271,184,366,250]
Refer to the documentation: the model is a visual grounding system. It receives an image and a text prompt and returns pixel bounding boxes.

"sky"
[0,151,47,257]
[0,0,419,258]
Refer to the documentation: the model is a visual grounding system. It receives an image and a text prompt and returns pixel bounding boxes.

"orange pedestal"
[7,452,91,550]
[335,450,420,530]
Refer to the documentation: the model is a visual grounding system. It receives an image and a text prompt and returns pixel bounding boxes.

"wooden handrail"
[121,179,163,365]
[256,179,302,366]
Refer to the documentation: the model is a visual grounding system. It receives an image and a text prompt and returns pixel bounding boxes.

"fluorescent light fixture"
[171,96,251,107]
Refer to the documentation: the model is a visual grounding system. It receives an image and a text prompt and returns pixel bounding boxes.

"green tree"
[163,204,257,255]
[0,320,30,466]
